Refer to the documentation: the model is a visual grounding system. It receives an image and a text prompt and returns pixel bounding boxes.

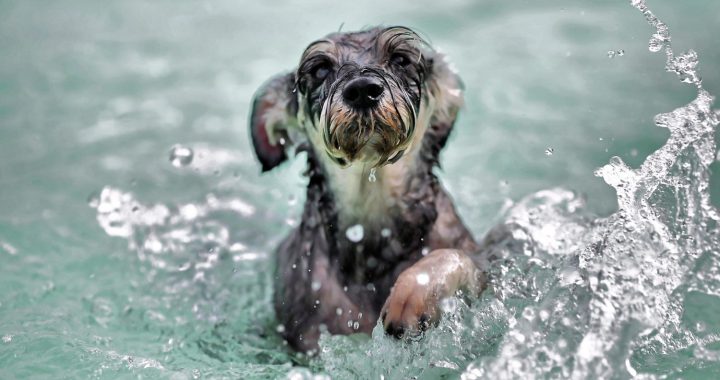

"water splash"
[92,187,258,271]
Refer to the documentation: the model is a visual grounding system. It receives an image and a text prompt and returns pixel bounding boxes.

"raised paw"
[380,249,482,338]
[381,268,440,338]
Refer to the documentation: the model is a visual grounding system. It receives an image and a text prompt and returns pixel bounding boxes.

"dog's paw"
[380,249,481,338]
[380,267,440,338]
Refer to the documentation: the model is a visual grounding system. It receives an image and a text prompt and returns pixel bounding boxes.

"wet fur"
[250,26,487,352]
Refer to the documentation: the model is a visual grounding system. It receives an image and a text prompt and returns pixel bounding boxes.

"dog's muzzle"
[322,72,415,168]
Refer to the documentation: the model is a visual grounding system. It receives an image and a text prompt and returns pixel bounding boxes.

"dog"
[249,26,488,353]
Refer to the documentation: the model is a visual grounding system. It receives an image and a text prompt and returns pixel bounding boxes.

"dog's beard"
[319,93,416,168]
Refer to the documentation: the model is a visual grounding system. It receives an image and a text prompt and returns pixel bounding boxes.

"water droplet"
[368,168,377,183]
[421,247,430,256]
[544,147,554,156]
[336,307,343,316]
[87,193,100,208]
[630,0,645,9]
[648,36,663,52]
[440,297,458,313]
[416,272,430,285]
[381,228,391,238]
[179,204,199,220]
[276,324,286,333]
[311,281,322,291]
[169,145,194,168]
[539,310,550,322]
[522,308,536,321]
[345,224,364,242]
[353,321,360,330]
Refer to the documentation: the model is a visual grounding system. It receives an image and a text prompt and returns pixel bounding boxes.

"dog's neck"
[317,113,434,228]
[324,155,416,227]
[299,116,447,276]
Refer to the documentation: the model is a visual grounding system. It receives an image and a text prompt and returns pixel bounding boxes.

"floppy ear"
[422,53,465,162]
[249,72,298,172]
[428,54,464,128]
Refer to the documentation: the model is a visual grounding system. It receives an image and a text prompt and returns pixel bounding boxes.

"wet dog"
[249,26,487,353]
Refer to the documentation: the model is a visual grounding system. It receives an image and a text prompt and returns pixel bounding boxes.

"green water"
[1,0,719,379]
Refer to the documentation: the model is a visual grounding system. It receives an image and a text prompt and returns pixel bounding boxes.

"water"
[1,0,720,379]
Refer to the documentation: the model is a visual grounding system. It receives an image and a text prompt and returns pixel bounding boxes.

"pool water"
[1,0,719,379]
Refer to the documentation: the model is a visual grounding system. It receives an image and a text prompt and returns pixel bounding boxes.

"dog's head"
[250,26,463,172]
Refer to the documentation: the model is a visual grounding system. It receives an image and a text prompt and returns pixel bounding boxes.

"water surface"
[1,0,719,378]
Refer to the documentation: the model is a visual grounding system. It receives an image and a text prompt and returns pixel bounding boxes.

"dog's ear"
[423,53,465,160]
[249,72,299,172]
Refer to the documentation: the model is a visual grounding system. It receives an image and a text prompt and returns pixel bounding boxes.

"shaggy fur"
[249,26,489,353]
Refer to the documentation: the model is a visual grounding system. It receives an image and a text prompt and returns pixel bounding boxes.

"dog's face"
[250,26,463,172]
[295,27,428,167]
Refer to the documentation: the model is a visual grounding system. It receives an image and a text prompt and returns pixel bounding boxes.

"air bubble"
[522,308,536,321]
[169,145,194,168]
[381,228,391,238]
[416,272,430,285]
[2,335,11,343]
[345,224,364,242]
[544,147,555,156]
[311,281,322,291]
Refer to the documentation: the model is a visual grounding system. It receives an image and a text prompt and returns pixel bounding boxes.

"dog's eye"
[311,63,331,81]
[390,53,411,67]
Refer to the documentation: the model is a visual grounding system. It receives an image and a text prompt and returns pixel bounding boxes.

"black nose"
[342,77,384,109]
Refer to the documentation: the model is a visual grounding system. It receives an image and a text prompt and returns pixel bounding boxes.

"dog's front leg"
[380,249,485,337]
